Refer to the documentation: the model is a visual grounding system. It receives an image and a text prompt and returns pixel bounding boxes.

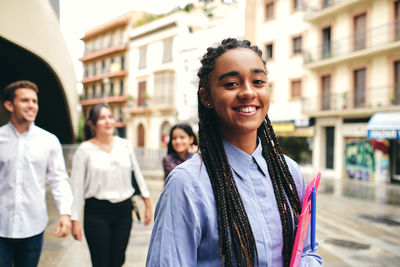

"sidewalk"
[39,177,400,267]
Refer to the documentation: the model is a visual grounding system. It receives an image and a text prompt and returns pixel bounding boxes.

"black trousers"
[84,197,133,267]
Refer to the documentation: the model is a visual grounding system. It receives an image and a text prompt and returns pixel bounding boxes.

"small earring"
[207,103,211,107]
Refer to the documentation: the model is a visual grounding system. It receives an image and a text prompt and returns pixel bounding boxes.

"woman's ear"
[199,87,213,109]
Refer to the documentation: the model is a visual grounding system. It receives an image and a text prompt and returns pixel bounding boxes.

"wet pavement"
[38,177,400,267]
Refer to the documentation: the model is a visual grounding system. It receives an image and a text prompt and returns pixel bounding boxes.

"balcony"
[128,94,175,115]
[79,95,127,106]
[304,20,400,69]
[80,44,128,62]
[304,0,370,22]
[301,85,400,117]
[82,70,127,84]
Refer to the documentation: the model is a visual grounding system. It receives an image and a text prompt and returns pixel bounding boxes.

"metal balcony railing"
[303,19,400,64]
[301,85,400,114]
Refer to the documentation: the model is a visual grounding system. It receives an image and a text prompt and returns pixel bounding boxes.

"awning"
[367,111,400,139]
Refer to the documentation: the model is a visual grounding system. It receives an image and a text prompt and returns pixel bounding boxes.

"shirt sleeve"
[70,146,86,221]
[46,137,73,216]
[129,143,150,198]
[146,168,202,266]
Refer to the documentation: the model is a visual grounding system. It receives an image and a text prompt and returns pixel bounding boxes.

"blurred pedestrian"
[146,38,322,266]
[70,103,152,267]
[0,80,73,267]
[162,123,198,180]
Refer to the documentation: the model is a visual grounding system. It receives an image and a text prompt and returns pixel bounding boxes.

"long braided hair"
[197,38,301,267]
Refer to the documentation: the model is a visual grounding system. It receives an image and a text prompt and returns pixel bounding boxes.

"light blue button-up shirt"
[147,139,322,266]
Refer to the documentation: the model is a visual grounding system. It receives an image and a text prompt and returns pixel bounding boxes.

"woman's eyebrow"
[218,71,239,80]
[253,68,267,75]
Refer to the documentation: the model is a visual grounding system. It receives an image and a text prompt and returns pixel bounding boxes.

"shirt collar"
[7,121,35,136]
[223,138,267,179]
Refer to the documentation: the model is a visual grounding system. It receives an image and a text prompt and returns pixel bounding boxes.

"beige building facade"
[245,0,400,183]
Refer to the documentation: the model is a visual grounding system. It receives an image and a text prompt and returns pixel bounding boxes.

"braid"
[197,38,301,267]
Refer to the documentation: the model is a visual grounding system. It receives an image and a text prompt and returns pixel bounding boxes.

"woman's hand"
[142,197,152,226]
[71,220,83,241]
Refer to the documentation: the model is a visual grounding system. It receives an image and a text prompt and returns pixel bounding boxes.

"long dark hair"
[167,123,198,155]
[197,38,301,267]
[83,104,112,140]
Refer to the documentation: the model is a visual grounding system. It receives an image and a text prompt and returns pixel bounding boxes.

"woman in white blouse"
[70,104,152,267]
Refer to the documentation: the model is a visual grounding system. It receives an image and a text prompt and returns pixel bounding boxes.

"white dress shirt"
[0,122,73,238]
[70,136,150,221]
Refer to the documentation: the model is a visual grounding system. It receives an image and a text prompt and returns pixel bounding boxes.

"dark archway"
[0,37,73,143]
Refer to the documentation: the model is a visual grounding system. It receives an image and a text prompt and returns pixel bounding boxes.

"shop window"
[325,126,334,169]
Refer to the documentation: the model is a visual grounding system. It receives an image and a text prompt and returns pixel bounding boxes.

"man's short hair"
[3,80,39,102]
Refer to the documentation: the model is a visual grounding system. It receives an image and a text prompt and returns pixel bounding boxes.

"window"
[291,79,302,99]
[154,71,174,106]
[322,0,333,8]
[293,0,303,10]
[265,43,273,60]
[354,13,367,51]
[138,81,147,107]
[101,83,105,98]
[121,55,125,70]
[394,61,400,104]
[265,1,274,20]
[322,26,331,59]
[325,126,335,169]
[139,46,147,69]
[137,124,145,147]
[84,66,88,77]
[109,82,114,96]
[93,62,97,76]
[292,36,302,54]
[101,60,106,73]
[120,80,124,96]
[321,75,331,110]
[395,1,400,40]
[354,68,366,108]
[162,38,173,63]
[84,87,88,99]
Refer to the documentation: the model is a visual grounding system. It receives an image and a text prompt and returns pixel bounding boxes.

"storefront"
[367,111,400,184]
[272,119,314,166]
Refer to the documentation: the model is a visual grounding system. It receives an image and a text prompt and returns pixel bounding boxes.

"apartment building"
[246,0,400,184]
[80,11,147,138]
[245,0,314,167]
[128,0,244,148]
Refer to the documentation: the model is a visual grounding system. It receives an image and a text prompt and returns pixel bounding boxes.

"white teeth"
[238,106,256,113]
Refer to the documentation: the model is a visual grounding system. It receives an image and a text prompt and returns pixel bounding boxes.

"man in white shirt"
[0,80,73,267]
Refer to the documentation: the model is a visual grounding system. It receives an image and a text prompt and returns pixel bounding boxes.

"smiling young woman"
[146,38,322,267]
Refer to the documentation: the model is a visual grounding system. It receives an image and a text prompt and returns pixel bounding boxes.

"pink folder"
[289,172,321,267]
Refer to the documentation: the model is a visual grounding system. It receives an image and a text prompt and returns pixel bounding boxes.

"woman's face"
[202,48,270,140]
[95,107,115,137]
[171,128,194,154]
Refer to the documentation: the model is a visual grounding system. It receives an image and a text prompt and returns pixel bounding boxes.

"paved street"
[39,177,400,267]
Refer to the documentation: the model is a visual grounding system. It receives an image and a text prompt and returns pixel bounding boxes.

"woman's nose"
[238,82,256,99]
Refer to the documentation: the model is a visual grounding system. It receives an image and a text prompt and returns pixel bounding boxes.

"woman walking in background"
[70,103,152,267]
[147,38,322,266]
[162,123,198,180]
